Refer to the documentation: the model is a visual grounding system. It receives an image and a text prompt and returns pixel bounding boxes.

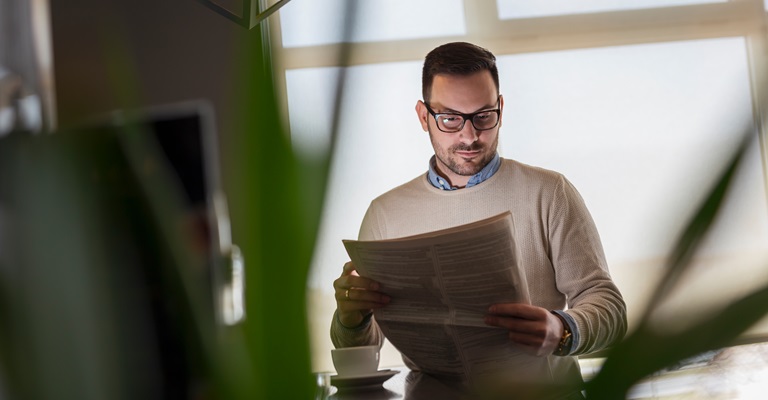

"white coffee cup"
[331,345,380,377]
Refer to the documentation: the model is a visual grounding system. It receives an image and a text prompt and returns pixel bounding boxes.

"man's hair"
[422,42,499,103]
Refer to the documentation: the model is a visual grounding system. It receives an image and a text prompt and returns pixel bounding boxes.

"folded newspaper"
[343,211,532,380]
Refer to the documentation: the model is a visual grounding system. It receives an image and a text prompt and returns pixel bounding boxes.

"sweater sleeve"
[549,176,627,355]
[330,310,385,349]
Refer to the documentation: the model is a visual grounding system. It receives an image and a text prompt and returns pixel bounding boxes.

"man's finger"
[335,287,390,304]
[488,303,544,320]
[341,261,356,276]
[484,314,547,335]
[334,274,380,292]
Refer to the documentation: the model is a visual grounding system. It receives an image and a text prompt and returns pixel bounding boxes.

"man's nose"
[458,122,479,144]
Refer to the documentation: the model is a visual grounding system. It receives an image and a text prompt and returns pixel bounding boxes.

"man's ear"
[415,100,429,132]
[498,94,504,128]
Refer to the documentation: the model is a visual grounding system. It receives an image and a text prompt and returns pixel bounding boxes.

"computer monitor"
[0,100,243,398]
[99,100,244,327]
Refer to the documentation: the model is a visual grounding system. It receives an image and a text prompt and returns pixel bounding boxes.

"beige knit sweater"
[331,158,627,385]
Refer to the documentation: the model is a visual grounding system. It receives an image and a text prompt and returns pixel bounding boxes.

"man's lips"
[455,150,481,158]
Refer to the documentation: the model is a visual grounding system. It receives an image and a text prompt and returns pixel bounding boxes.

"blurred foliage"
[225,21,323,400]
[0,128,213,399]
[2,1,767,399]
[586,132,768,399]
[0,6,326,400]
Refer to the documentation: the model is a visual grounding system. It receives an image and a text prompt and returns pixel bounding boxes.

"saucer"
[330,369,399,391]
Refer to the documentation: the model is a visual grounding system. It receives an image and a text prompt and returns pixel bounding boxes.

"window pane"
[287,62,434,371]
[285,68,339,160]
[496,0,726,19]
[497,37,768,329]
[279,0,466,48]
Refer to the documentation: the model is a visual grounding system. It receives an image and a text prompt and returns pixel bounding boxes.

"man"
[331,42,626,391]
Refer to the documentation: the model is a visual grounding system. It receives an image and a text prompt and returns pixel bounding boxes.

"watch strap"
[552,311,574,356]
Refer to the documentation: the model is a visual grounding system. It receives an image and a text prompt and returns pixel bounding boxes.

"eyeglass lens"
[437,110,498,132]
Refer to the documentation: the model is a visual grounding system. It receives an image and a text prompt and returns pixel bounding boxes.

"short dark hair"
[422,42,499,103]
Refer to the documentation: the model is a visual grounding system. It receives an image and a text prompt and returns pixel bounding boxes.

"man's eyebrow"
[437,103,498,114]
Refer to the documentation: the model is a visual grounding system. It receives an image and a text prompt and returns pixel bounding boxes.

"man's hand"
[484,303,564,357]
[333,261,390,328]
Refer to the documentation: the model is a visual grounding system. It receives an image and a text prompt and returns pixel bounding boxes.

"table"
[315,342,768,399]
[314,367,585,400]
[314,367,467,400]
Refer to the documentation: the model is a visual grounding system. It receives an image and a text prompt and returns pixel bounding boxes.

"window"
[273,0,768,372]
[496,38,768,328]
[279,0,465,47]
[496,0,727,19]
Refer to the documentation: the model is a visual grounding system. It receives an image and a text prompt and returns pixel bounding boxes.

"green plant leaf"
[639,133,752,321]
[587,280,768,399]
[586,129,762,399]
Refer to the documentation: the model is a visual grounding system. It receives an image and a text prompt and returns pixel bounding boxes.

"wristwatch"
[553,314,573,356]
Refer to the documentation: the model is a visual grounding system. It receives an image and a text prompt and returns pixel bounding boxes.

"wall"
[50,0,250,177]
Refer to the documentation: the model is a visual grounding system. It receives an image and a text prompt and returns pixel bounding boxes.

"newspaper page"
[342,211,532,380]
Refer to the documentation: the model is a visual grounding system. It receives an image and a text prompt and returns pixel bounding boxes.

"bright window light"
[288,61,432,292]
[287,61,433,371]
[279,0,466,48]
[285,68,340,160]
[291,37,768,372]
[496,0,726,19]
[497,37,768,327]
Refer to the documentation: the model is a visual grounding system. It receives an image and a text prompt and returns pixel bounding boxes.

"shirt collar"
[427,153,501,190]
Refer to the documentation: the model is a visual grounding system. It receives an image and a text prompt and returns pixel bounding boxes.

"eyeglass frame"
[423,96,502,133]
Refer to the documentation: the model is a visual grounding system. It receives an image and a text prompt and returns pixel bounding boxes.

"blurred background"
[3,0,768,399]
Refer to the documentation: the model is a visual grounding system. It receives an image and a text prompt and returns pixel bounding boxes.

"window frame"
[263,0,768,367]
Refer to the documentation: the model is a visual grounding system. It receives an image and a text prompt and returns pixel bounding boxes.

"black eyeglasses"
[423,97,501,133]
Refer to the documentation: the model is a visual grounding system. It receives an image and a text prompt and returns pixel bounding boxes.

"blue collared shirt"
[427,152,501,190]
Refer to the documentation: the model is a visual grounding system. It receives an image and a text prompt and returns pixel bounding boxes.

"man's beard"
[429,126,497,177]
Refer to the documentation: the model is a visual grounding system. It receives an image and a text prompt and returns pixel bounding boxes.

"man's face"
[416,71,503,188]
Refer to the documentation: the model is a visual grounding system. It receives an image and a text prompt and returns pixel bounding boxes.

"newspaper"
[342,211,532,380]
